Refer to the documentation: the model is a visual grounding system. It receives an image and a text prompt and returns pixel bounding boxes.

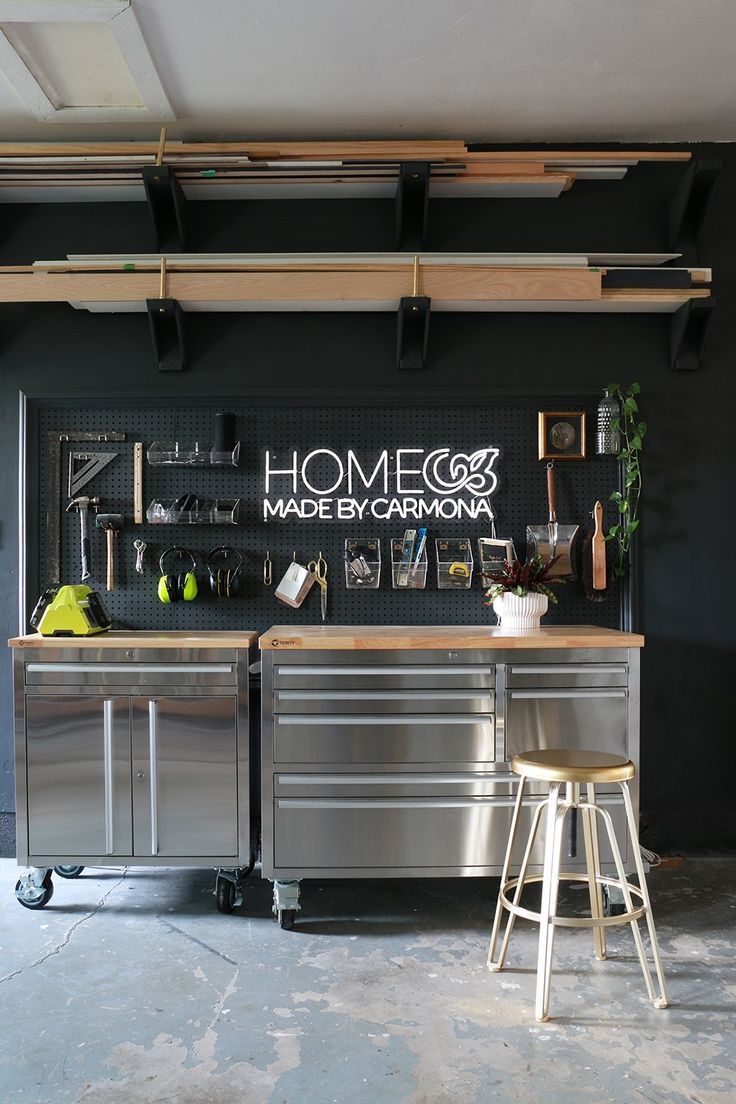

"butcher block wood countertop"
[8,630,259,649]
[259,625,644,650]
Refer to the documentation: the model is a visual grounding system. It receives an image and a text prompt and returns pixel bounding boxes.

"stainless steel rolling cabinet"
[10,632,257,913]
[260,628,642,928]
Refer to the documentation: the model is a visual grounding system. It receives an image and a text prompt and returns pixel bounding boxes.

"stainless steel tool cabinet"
[9,632,257,913]
[260,628,642,928]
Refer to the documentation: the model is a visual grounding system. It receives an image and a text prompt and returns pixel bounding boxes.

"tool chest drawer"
[506,663,628,688]
[272,795,628,871]
[273,663,494,690]
[274,771,512,798]
[25,657,238,688]
[273,714,496,765]
[273,687,494,714]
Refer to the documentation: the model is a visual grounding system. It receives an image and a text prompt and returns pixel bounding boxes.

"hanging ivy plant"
[604,382,647,578]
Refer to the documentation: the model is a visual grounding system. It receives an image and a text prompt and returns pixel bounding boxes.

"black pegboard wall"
[38,403,621,632]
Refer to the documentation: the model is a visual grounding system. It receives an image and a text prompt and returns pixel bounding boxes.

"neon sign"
[262,446,500,521]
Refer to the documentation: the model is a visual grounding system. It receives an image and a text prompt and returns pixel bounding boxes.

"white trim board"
[0,1,173,122]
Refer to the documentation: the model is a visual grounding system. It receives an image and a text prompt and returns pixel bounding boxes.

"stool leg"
[620,782,669,1009]
[581,782,607,960]
[535,782,564,1022]
[487,775,527,969]
[489,796,546,972]
[592,802,658,1006]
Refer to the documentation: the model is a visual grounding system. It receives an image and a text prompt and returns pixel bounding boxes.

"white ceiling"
[0,0,734,141]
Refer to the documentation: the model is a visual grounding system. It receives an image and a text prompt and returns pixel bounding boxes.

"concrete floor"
[0,858,735,1104]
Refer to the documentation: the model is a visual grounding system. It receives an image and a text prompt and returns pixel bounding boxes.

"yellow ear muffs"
[180,570,198,602]
[158,547,196,605]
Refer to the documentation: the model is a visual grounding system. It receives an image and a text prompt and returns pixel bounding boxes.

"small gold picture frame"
[538,411,586,460]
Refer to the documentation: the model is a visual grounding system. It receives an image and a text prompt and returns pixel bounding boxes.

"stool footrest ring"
[499,872,647,928]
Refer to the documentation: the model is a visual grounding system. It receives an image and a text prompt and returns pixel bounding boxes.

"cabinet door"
[25,696,131,858]
[131,696,239,858]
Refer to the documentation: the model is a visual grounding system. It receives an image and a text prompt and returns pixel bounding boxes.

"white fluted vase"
[492,591,549,629]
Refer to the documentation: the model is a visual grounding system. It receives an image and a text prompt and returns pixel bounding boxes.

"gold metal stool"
[487,748,668,1021]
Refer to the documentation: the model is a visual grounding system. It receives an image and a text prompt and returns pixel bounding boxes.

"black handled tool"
[66,495,99,581]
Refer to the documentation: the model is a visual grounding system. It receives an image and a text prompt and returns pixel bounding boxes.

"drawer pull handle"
[276,666,490,677]
[508,689,627,700]
[276,689,491,700]
[27,663,234,674]
[509,665,626,675]
[276,714,494,726]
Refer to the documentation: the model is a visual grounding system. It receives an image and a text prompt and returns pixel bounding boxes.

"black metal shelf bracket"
[396,162,430,251]
[142,164,187,253]
[146,297,186,372]
[668,158,722,258]
[670,297,716,371]
[397,256,430,370]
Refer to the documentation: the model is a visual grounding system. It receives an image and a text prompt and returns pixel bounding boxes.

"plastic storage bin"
[391,538,428,589]
[344,539,381,588]
[436,537,474,589]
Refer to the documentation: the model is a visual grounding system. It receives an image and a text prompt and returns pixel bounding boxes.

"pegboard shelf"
[147,498,240,525]
[147,441,241,467]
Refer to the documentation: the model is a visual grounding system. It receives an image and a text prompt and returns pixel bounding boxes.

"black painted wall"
[1,144,734,856]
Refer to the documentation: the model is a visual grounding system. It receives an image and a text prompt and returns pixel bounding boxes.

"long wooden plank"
[0,266,602,303]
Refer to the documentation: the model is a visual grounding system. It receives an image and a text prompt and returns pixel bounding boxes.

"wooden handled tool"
[592,500,606,590]
[96,513,122,591]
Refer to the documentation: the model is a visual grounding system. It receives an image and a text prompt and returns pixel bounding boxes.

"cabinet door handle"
[148,700,159,856]
[103,699,114,856]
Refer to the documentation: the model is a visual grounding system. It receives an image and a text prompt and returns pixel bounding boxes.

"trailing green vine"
[605,382,646,578]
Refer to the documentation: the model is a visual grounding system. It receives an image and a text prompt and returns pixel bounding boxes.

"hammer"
[96,513,122,591]
[66,495,99,581]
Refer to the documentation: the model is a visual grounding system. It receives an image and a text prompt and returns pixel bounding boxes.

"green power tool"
[30,585,111,637]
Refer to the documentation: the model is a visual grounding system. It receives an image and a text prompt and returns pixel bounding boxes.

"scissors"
[308,552,328,621]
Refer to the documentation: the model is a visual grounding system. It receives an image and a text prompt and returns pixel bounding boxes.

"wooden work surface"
[8,630,258,649]
[259,625,644,650]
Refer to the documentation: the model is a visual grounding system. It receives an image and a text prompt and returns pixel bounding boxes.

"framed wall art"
[538,411,586,460]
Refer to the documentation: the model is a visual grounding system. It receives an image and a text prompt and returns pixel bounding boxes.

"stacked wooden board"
[0,141,691,202]
[0,252,709,313]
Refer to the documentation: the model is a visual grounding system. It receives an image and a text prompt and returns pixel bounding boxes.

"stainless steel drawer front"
[274,714,495,765]
[275,771,513,798]
[274,664,494,690]
[26,662,237,687]
[273,795,627,870]
[274,689,494,714]
[507,664,628,688]
[506,688,628,762]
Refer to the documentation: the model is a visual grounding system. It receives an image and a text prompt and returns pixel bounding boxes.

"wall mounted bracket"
[141,131,187,252]
[146,297,185,371]
[397,257,430,370]
[670,297,716,371]
[142,165,187,252]
[668,158,722,259]
[396,162,430,251]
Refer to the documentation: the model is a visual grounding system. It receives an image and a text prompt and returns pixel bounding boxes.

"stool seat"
[511,748,635,784]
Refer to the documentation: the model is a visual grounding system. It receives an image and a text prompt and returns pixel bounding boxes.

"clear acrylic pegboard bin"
[146,498,240,525]
[147,441,241,467]
[478,538,516,586]
[436,538,474,589]
[344,538,381,589]
[391,538,428,589]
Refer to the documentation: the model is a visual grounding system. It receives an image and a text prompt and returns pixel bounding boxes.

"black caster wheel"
[601,884,626,918]
[278,908,296,930]
[15,871,54,910]
[54,865,85,879]
[215,876,236,914]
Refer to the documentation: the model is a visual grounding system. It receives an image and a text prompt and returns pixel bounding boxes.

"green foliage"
[483,555,563,606]
[603,382,645,577]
